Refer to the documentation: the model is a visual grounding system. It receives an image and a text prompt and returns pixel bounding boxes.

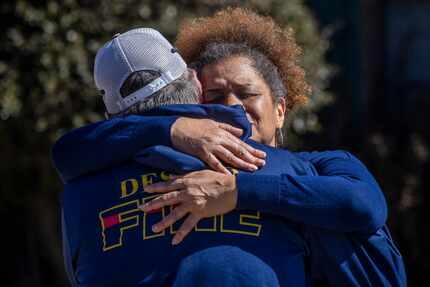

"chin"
[249,134,260,143]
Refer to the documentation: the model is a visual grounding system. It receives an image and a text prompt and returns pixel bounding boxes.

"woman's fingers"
[172,214,201,245]
[221,133,266,167]
[240,141,267,160]
[144,178,187,193]
[151,204,189,233]
[214,146,258,171]
[172,117,266,173]
[139,191,181,213]
[198,130,266,172]
[199,149,231,174]
[217,122,243,137]
[218,123,267,159]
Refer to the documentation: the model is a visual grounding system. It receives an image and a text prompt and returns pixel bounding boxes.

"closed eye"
[239,92,260,99]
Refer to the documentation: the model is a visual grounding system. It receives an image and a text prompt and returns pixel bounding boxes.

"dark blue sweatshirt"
[52,104,406,286]
[61,135,316,286]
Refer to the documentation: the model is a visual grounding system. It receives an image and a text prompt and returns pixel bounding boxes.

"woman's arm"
[51,104,265,182]
[236,150,387,233]
[51,115,177,183]
[140,150,388,244]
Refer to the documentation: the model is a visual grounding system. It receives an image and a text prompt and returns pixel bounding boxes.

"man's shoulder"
[244,141,317,176]
[294,149,360,164]
[245,140,309,163]
[64,161,158,196]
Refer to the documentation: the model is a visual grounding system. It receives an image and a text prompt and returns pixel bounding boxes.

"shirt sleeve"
[306,225,407,286]
[51,104,252,183]
[236,150,388,233]
[51,115,177,183]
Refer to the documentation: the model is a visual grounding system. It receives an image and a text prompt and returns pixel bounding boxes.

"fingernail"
[140,204,153,213]
[258,160,266,166]
[172,237,179,245]
[250,165,258,171]
[152,225,160,233]
[139,204,148,211]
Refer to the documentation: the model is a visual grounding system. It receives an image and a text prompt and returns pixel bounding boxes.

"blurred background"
[1,0,428,286]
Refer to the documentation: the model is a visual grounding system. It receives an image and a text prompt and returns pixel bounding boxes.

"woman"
[141,7,369,238]
[139,8,406,286]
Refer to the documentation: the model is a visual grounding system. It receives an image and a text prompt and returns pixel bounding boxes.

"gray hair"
[108,69,199,117]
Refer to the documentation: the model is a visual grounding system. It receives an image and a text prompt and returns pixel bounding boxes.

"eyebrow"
[234,81,258,89]
[204,88,225,93]
[237,85,260,92]
[206,82,256,90]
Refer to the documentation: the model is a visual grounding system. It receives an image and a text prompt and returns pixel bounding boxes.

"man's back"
[63,146,315,286]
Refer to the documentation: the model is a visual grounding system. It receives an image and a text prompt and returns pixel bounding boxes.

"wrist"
[227,174,238,208]
[170,117,188,151]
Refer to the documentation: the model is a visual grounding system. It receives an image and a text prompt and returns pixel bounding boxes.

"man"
[58,28,316,287]
[53,28,406,286]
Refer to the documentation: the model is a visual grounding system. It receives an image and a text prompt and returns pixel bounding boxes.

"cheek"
[249,98,276,124]
[246,99,278,138]
[245,98,262,116]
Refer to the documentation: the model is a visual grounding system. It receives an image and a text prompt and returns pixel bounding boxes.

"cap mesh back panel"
[119,28,185,80]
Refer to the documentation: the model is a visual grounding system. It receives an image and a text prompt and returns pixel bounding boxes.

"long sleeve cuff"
[236,174,281,211]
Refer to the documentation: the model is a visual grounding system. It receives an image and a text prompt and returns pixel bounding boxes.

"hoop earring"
[276,128,284,147]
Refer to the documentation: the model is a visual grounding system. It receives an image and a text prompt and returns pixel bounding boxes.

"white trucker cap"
[94,28,187,114]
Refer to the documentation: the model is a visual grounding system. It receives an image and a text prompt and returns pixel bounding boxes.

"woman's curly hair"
[175,7,310,112]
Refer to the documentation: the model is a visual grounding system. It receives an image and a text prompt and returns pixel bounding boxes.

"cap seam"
[115,37,134,72]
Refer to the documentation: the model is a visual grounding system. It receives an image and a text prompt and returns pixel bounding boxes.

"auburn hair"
[175,7,310,112]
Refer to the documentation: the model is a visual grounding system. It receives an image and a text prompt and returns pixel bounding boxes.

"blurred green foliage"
[0,0,333,285]
[3,1,427,286]
[0,0,333,205]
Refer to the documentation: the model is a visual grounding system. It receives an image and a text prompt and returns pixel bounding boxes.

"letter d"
[120,178,139,199]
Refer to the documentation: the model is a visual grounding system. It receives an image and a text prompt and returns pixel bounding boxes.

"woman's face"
[201,56,286,146]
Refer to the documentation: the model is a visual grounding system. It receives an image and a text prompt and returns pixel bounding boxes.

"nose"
[223,93,254,124]
[224,93,243,106]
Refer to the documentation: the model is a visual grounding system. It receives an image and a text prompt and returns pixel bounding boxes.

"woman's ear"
[275,97,286,129]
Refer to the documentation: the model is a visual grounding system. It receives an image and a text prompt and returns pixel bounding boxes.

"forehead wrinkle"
[230,82,256,92]
[203,56,264,91]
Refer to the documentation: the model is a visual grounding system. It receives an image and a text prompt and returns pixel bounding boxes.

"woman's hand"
[171,117,266,174]
[139,170,237,245]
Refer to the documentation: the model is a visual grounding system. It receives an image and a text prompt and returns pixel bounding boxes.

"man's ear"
[275,97,286,129]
